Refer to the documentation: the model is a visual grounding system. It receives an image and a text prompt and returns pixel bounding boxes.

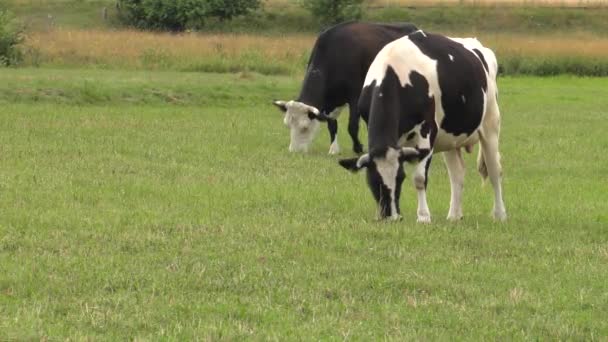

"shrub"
[117,0,261,31]
[0,9,24,66]
[300,0,364,27]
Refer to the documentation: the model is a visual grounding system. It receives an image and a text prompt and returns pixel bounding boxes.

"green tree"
[300,0,364,26]
[117,0,261,31]
[0,9,23,66]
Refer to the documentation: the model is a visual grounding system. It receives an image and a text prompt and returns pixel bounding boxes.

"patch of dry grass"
[23,29,314,73]
[21,28,608,75]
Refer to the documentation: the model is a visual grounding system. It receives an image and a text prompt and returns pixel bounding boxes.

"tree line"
[116,0,364,31]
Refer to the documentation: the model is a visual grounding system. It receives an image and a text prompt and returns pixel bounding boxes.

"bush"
[117,0,261,31]
[300,0,364,26]
[0,9,24,66]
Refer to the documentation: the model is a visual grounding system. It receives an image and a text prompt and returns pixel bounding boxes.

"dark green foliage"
[300,0,364,26]
[499,56,608,77]
[116,0,260,31]
[0,9,23,66]
[206,0,261,21]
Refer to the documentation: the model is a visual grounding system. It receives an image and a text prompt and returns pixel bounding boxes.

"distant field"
[20,28,608,76]
[0,68,607,339]
[6,0,608,33]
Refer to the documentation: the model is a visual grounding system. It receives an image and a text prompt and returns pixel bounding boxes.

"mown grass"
[0,68,607,339]
[18,28,608,76]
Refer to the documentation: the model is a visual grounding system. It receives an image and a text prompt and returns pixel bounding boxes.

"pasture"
[0,68,606,339]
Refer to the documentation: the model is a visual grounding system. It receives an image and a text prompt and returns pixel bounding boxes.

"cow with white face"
[339,30,507,222]
[273,21,418,154]
[272,100,327,152]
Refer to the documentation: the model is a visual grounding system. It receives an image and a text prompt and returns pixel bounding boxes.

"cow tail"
[477,145,488,183]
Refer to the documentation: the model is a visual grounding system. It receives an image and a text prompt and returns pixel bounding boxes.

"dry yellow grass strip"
[24,29,314,70]
[23,29,608,73]
[482,32,608,58]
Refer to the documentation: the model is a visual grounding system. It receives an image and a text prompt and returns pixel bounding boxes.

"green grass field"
[0,69,607,339]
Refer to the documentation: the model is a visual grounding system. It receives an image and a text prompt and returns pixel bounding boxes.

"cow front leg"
[327,118,340,155]
[443,149,465,221]
[347,101,364,154]
[413,153,433,223]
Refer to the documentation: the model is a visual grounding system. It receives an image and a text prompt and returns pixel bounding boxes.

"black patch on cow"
[407,32,488,137]
[367,67,434,153]
[473,48,489,74]
[414,148,431,162]
[393,164,406,216]
[406,132,416,141]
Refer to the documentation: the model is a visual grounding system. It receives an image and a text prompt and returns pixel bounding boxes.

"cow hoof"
[417,215,432,224]
[328,142,340,155]
[447,214,463,222]
[353,143,364,154]
[493,211,507,222]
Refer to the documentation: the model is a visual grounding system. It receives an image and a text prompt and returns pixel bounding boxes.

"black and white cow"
[339,30,507,222]
[273,21,417,154]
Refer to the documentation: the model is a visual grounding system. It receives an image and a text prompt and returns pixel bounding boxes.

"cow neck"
[367,69,402,155]
[368,109,400,156]
[297,65,327,113]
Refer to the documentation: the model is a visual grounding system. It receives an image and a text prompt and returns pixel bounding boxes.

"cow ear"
[307,108,330,122]
[273,100,288,112]
[339,154,370,172]
[398,147,421,163]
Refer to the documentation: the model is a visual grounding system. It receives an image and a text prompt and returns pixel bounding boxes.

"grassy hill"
[5,0,608,34]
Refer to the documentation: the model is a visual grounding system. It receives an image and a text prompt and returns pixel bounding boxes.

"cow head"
[339,147,421,220]
[273,100,330,152]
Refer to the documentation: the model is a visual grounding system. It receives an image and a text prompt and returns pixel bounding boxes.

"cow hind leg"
[327,118,340,155]
[479,102,507,221]
[413,153,433,223]
[443,149,465,221]
[477,145,488,181]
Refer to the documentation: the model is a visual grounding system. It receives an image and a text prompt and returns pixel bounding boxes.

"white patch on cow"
[461,95,466,104]
[399,123,432,151]
[448,54,454,61]
[398,124,421,147]
[281,100,321,152]
[374,148,401,220]
[364,34,441,105]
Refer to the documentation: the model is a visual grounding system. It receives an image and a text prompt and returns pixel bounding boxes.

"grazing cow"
[272,21,418,154]
[339,30,507,222]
